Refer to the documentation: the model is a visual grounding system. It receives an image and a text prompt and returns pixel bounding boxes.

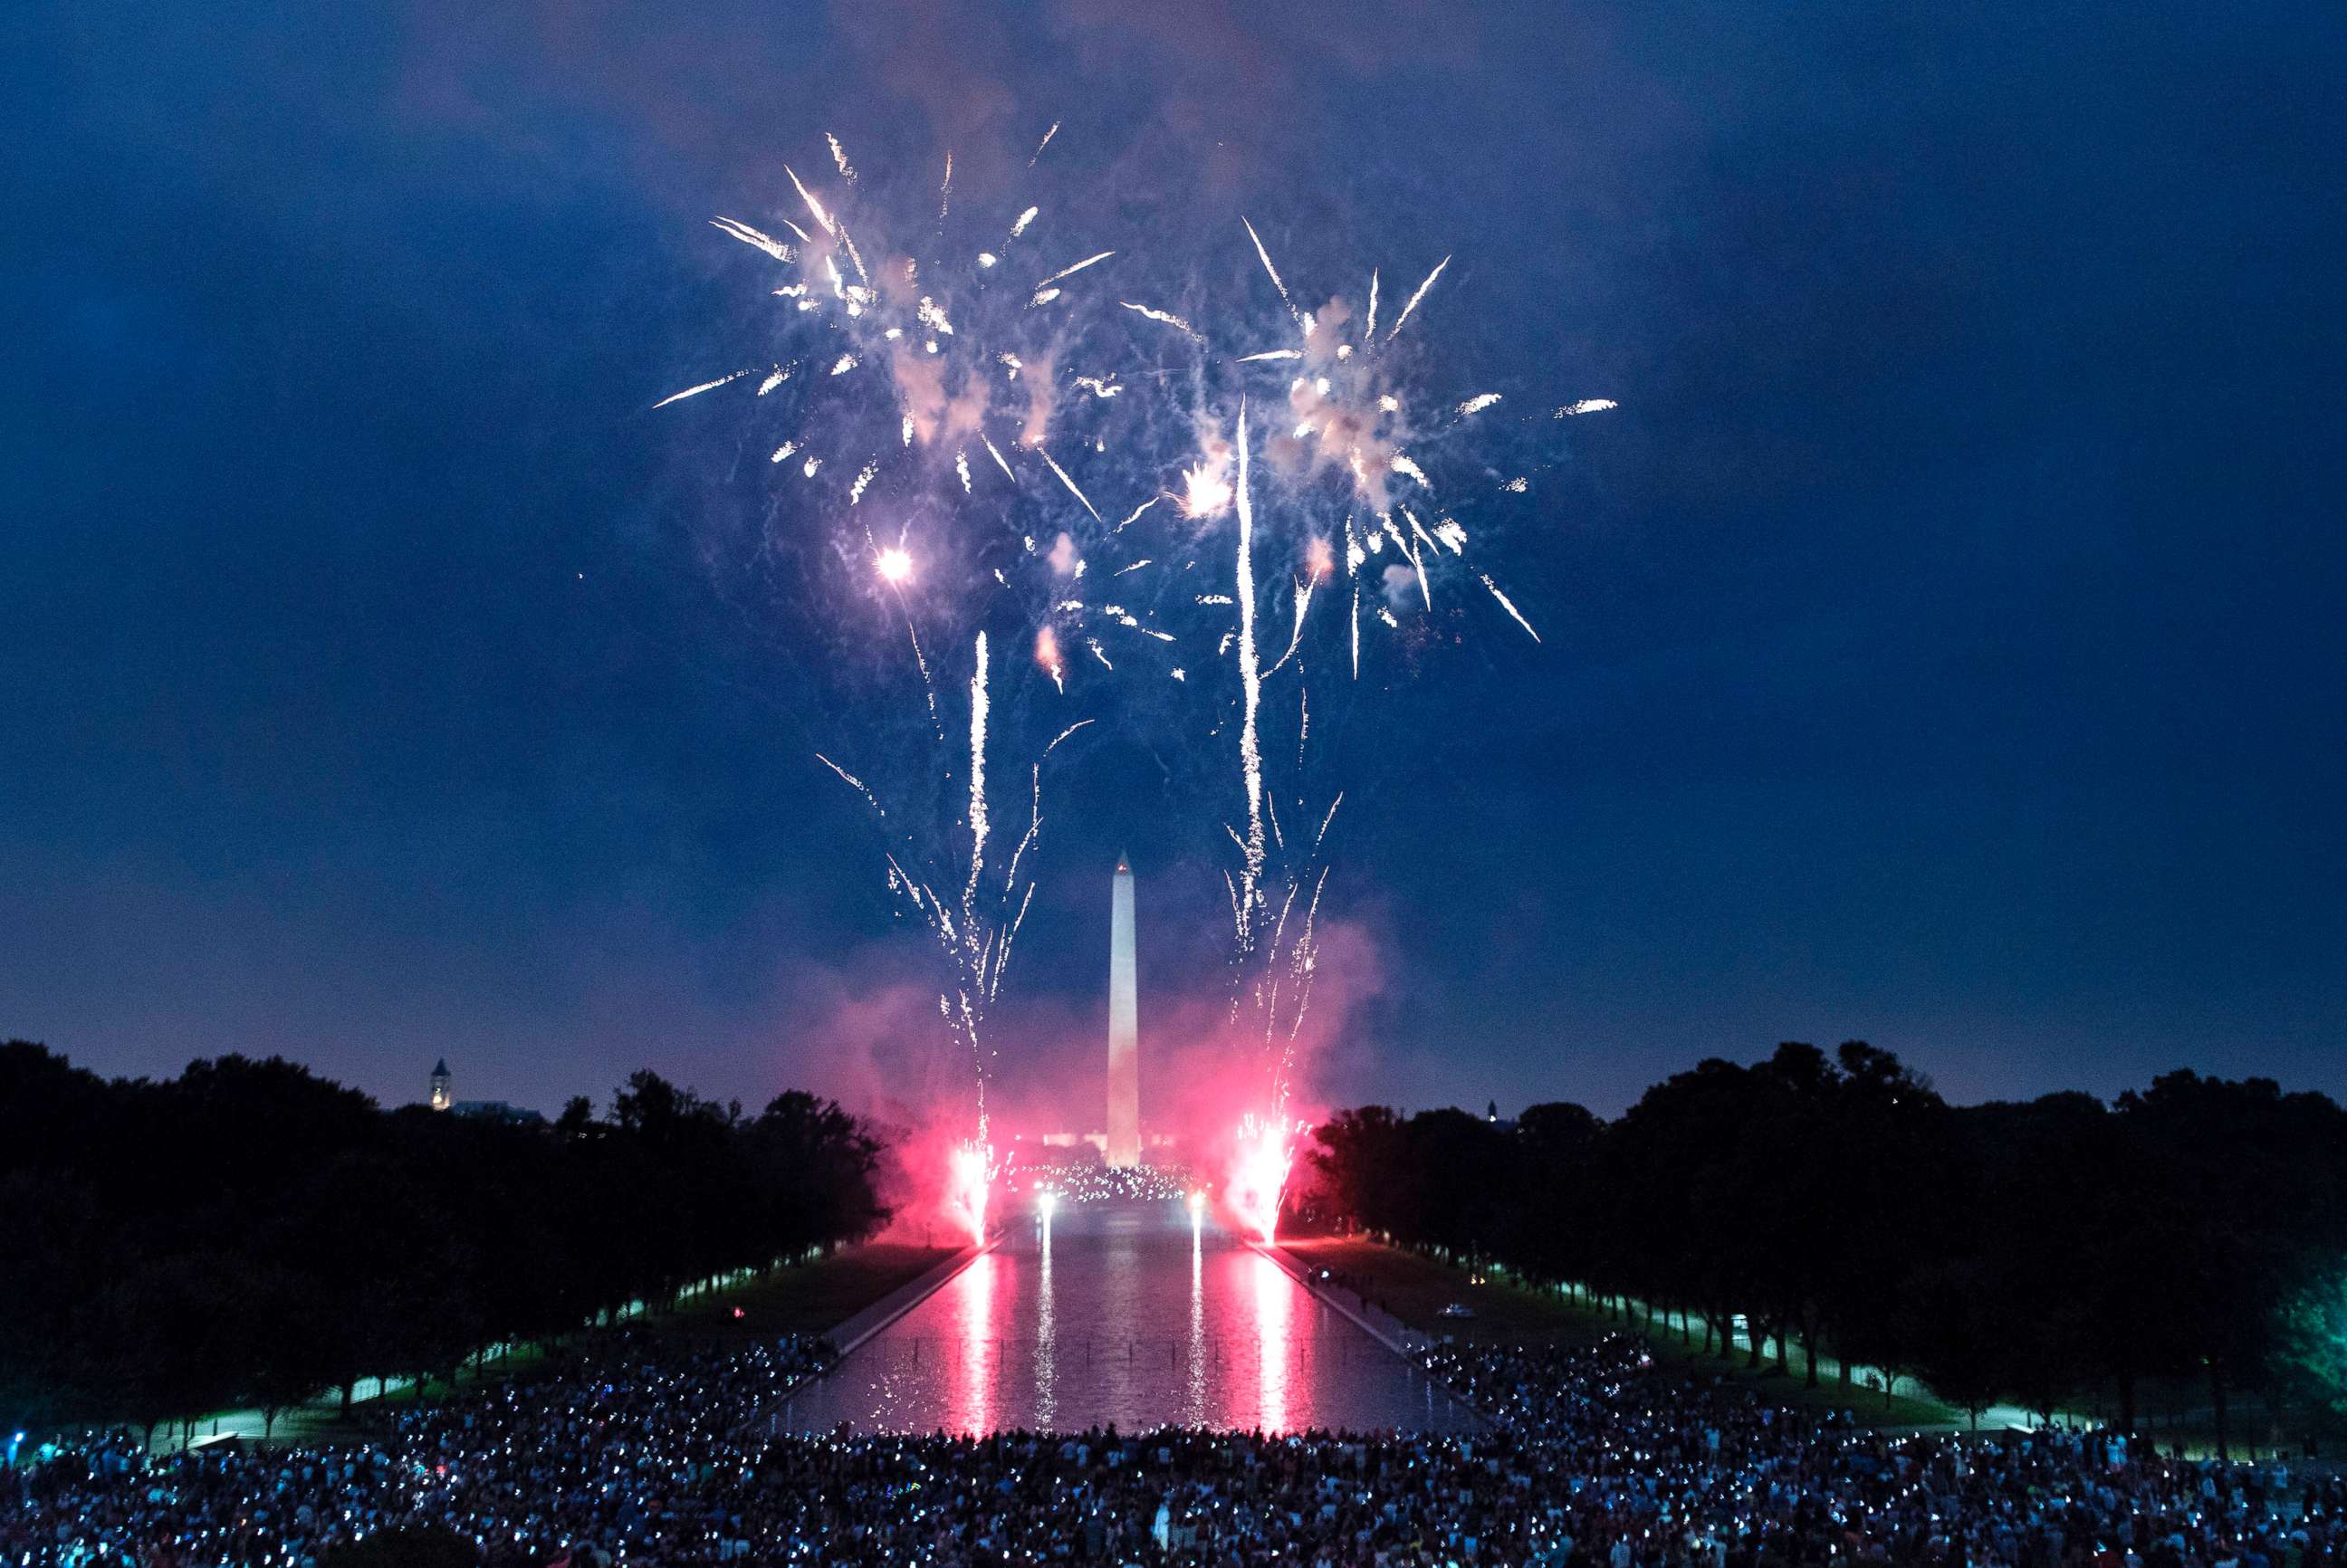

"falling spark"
[1036,250,1116,290]
[826,132,857,183]
[1030,120,1059,166]
[1365,269,1380,341]
[652,368,750,407]
[784,164,837,237]
[771,440,798,464]
[814,753,884,815]
[1480,573,1542,641]
[1037,447,1102,521]
[982,436,1017,483]
[938,150,953,221]
[850,460,879,504]
[956,450,972,492]
[1114,559,1152,575]
[1122,301,1202,340]
[1241,217,1298,327]
[830,353,858,376]
[1456,393,1502,416]
[1113,497,1158,533]
[1238,349,1305,363]
[710,217,794,263]
[1558,398,1619,416]
[1386,254,1451,341]
[757,366,791,395]
[1501,476,1528,492]
[1390,453,1432,492]
[1010,206,1038,239]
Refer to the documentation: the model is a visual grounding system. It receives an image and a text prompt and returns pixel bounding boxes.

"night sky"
[5,1,2343,1126]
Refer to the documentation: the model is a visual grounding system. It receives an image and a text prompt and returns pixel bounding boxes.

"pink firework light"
[1227,1111,1309,1244]
[944,1136,998,1247]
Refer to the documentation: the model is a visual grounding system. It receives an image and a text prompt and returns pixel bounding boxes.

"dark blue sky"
[5,0,2342,1123]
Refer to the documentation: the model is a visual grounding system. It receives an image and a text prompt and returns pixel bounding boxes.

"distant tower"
[1106,854,1141,1168]
[429,1059,453,1112]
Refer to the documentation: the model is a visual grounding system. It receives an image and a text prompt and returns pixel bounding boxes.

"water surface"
[781,1205,1479,1435]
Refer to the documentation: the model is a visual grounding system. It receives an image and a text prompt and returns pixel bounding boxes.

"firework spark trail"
[784,164,837,238]
[1035,250,1116,290]
[1233,403,1267,951]
[815,753,885,815]
[826,132,857,184]
[1122,301,1203,340]
[1112,498,1158,533]
[1558,398,1618,416]
[963,632,990,916]
[1386,254,1450,341]
[653,368,751,407]
[1037,446,1102,521]
[1030,120,1059,166]
[710,217,796,262]
[1480,573,1542,642]
[1241,217,1300,330]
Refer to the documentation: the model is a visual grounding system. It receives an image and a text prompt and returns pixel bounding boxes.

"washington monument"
[1106,853,1141,1168]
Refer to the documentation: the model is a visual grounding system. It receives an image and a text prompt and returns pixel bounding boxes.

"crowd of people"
[6,1320,2340,1566]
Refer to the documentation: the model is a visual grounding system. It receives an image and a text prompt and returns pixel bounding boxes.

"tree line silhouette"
[0,1042,887,1440]
[1304,1042,2347,1454]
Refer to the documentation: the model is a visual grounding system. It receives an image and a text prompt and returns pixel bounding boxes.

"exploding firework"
[661,129,1616,1238]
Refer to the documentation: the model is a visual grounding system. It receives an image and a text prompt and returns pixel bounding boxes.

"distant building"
[429,1059,453,1112]
[1106,854,1141,1169]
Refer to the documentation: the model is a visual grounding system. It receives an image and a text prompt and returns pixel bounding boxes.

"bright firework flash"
[944,1136,1001,1248]
[1228,1111,1310,1245]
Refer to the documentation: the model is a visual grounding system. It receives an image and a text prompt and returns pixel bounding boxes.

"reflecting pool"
[780,1204,1480,1435]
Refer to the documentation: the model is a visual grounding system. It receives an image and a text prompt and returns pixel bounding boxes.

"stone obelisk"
[1106,853,1141,1168]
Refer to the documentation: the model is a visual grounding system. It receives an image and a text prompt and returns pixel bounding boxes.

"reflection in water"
[958,1250,994,1436]
[1186,1219,1209,1427]
[1036,1219,1056,1429]
[783,1205,1479,1436]
[1250,1248,1293,1433]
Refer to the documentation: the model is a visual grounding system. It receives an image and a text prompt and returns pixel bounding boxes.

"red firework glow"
[945,1138,994,1246]
[1227,1113,1305,1244]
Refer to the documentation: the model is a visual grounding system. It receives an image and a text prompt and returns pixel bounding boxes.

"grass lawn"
[641,1242,960,1351]
[1279,1236,1957,1429]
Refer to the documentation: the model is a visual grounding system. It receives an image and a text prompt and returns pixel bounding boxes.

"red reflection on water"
[1250,1248,1293,1432]
[954,1250,997,1434]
